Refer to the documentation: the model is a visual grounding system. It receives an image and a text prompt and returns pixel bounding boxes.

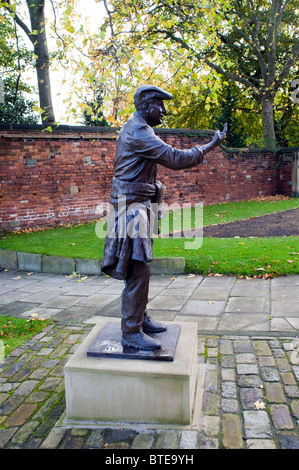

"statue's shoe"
[122,332,161,350]
[142,314,167,334]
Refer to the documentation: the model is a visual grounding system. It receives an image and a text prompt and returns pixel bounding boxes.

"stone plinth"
[64,318,203,427]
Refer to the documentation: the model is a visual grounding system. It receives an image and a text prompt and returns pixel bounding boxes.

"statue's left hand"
[198,123,227,157]
[211,123,227,146]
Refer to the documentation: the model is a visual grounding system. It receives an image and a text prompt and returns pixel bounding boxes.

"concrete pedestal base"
[64,318,204,428]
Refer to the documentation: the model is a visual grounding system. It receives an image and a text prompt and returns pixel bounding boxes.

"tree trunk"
[261,93,276,148]
[26,0,55,124]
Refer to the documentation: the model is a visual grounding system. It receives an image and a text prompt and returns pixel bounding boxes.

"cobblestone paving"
[0,322,298,449]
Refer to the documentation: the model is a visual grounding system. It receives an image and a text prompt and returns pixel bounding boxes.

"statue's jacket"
[101,111,203,280]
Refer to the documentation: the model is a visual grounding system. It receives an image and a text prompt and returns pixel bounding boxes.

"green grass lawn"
[174,196,299,228]
[1,197,299,277]
[154,236,299,277]
[0,316,53,358]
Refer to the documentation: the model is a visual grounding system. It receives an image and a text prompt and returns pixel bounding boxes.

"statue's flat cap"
[134,85,173,107]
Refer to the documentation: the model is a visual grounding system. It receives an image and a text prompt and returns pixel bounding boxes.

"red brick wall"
[0,127,293,231]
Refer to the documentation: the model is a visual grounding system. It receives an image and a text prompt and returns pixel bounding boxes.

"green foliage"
[0,77,39,123]
[0,5,39,123]
[83,92,110,127]
[0,13,33,69]
[274,84,299,147]
[96,0,299,147]
[212,84,246,148]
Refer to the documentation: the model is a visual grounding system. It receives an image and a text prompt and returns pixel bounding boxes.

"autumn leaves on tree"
[1,0,298,147]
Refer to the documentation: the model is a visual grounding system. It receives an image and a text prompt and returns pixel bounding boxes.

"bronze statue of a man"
[102,85,226,351]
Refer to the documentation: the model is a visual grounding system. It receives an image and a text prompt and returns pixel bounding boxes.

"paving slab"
[218,314,270,332]
[159,287,196,297]
[75,293,120,308]
[271,318,298,332]
[191,286,232,300]
[0,291,32,305]
[199,276,236,288]
[230,280,270,297]
[0,271,297,335]
[271,286,299,299]
[173,315,220,331]
[147,295,188,311]
[0,301,38,317]
[271,276,299,287]
[39,296,83,309]
[53,307,101,323]
[271,299,299,317]
[179,300,227,316]
[225,296,270,314]
[63,285,105,296]
[19,289,66,304]
[19,307,62,319]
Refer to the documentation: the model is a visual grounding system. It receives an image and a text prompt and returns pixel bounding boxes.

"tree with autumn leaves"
[1,0,298,148]
[96,0,299,148]
[1,0,96,125]
[3,0,56,123]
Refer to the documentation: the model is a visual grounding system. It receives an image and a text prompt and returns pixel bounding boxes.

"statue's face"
[144,98,167,127]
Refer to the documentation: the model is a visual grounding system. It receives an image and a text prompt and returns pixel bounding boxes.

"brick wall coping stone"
[0,123,214,141]
[1,123,297,156]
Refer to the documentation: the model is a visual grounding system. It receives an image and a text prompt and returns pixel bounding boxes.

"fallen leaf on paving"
[281,294,288,297]
[208,301,215,304]
[254,400,266,409]
[77,276,88,282]
[13,276,21,280]
[186,274,195,278]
